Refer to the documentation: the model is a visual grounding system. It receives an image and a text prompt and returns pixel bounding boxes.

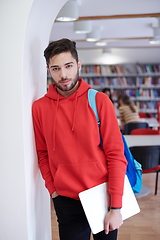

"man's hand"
[104,209,123,234]
[51,191,59,198]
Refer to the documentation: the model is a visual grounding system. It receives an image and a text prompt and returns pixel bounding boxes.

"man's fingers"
[104,223,110,234]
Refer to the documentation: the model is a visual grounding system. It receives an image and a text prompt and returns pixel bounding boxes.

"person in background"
[32,38,127,240]
[102,88,113,103]
[117,94,140,130]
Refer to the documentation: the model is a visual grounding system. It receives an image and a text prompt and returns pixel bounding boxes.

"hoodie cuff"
[109,194,122,208]
[47,183,56,196]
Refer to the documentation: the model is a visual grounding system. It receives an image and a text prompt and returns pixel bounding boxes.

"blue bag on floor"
[88,89,142,194]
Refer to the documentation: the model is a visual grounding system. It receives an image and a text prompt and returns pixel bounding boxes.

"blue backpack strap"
[122,135,142,193]
[88,90,142,194]
[122,135,137,187]
[88,89,100,125]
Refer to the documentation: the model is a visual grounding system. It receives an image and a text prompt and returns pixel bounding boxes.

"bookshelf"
[80,63,160,117]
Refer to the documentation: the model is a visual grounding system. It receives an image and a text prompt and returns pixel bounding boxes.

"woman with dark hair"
[102,88,113,103]
[118,94,140,129]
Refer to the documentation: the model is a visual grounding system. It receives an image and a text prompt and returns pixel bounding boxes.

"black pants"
[52,196,118,240]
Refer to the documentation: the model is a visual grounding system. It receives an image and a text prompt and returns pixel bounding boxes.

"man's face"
[47,51,81,92]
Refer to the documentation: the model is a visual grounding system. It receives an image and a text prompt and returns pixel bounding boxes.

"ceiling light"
[95,41,107,46]
[149,37,160,45]
[149,27,160,44]
[56,1,78,22]
[86,29,101,42]
[74,20,92,34]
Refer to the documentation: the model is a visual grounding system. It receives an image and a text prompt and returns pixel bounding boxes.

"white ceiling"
[49,0,160,50]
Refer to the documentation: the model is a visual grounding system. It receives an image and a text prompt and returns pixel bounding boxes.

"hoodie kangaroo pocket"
[54,161,107,199]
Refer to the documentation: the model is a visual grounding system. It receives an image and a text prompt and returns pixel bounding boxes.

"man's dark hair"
[44,38,78,66]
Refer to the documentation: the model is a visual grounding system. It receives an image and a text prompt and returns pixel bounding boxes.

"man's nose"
[60,68,67,79]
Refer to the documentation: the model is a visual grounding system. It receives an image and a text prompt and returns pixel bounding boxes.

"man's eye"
[66,64,72,68]
[52,67,59,71]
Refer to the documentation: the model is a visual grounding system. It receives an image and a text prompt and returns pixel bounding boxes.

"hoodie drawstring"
[72,91,78,132]
[53,93,59,152]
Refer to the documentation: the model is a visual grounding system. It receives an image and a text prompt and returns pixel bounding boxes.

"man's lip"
[60,80,71,85]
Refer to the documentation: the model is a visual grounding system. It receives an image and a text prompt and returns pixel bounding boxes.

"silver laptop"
[79,175,140,234]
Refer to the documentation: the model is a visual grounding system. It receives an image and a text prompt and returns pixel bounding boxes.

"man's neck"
[57,81,79,98]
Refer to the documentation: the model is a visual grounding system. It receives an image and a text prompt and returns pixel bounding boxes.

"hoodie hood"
[45,78,91,101]
[45,79,91,151]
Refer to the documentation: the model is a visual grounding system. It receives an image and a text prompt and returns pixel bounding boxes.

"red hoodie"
[32,79,127,207]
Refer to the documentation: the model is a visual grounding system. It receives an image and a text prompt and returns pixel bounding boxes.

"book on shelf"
[126,78,135,86]
[153,65,160,73]
[125,89,136,97]
[116,65,123,74]
[146,65,154,73]
[101,65,111,75]
[94,65,101,74]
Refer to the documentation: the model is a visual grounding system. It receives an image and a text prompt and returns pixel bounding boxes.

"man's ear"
[78,60,82,72]
[46,66,50,76]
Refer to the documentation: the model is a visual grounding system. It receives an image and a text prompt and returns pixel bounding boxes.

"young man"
[32,38,127,240]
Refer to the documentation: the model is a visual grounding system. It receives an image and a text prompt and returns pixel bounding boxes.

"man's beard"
[52,71,79,92]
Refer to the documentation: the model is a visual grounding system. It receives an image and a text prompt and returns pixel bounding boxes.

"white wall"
[0,0,66,239]
[0,1,33,239]
[78,48,160,65]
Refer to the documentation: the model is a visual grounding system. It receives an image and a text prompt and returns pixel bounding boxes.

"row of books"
[83,76,160,88]
[136,64,160,74]
[81,65,101,74]
[137,77,160,86]
[83,77,136,87]
[80,64,160,75]
[81,64,133,75]
[111,89,136,99]
[136,89,160,98]
[136,101,157,110]
[101,65,132,75]
[110,89,160,100]
[113,100,157,114]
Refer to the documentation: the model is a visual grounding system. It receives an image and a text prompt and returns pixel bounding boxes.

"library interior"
[1,1,160,240]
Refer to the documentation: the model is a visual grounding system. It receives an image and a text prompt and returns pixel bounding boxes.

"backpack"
[88,88,142,194]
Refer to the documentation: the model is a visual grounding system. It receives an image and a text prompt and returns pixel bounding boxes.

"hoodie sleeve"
[96,92,127,208]
[32,101,55,195]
